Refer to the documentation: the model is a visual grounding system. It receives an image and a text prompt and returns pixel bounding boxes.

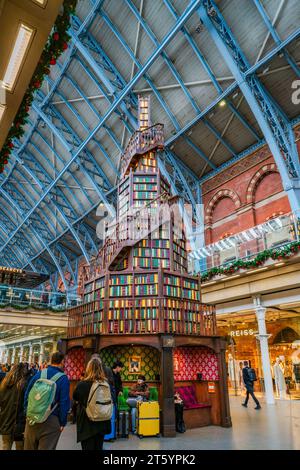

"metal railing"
[0,285,81,311]
[84,192,170,281]
[189,211,300,274]
[120,123,164,177]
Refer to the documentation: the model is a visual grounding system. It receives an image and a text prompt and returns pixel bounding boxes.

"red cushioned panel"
[175,385,211,410]
[184,404,210,410]
[64,347,85,380]
[173,346,219,381]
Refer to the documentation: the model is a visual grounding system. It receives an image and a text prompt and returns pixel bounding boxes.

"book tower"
[68,96,216,339]
[66,97,232,438]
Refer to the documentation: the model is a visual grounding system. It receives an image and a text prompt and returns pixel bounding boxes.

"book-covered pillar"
[161,335,176,437]
[216,338,232,427]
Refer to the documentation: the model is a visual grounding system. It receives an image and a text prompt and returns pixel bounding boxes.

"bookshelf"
[84,281,94,303]
[182,278,200,301]
[109,274,133,297]
[163,274,181,298]
[173,238,188,272]
[94,277,105,300]
[162,298,182,334]
[133,174,157,208]
[134,298,159,334]
[134,273,158,296]
[133,152,157,173]
[133,237,170,269]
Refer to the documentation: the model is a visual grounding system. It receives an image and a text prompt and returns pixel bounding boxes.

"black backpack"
[247,368,257,382]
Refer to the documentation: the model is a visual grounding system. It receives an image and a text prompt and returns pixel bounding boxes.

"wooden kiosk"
[65,97,231,437]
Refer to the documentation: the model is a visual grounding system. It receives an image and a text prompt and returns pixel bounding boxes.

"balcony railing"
[190,211,300,274]
[120,123,164,177]
[0,285,81,311]
[84,192,170,281]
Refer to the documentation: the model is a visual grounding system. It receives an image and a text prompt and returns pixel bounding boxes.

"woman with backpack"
[0,363,31,450]
[73,358,112,450]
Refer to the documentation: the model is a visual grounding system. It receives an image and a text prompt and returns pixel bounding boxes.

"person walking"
[24,352,70,450]
[73,358,112,450]
[0,363,31,450]
[241,361,261,409]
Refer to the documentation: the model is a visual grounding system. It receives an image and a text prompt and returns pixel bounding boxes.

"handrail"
[85,191,171,281]
[0,284,81,309]
[190,211,300,273]
[120,123,164,177]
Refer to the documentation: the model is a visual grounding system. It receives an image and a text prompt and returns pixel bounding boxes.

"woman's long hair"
[0,363,29,391]
[84,358,106,383]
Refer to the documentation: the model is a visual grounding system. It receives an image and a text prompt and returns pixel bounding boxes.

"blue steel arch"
[0,0,299,283]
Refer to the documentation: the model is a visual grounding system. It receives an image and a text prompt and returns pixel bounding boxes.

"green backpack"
[27,369,64,426]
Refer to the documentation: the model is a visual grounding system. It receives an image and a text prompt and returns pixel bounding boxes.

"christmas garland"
[0,302,66,312]
[200,240,300,282]
[0,0,78,172]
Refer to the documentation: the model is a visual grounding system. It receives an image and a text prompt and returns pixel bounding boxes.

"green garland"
[200,240,300,282]
[0,0,78,172]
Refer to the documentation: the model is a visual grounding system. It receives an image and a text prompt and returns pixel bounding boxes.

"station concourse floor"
[1,395,299,450]
[56,395,300,451]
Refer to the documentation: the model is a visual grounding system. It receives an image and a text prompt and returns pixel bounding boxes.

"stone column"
[52,340,58,354]
[11,347,17,364]
[28,344,33,364]
[161,335,176,437]
[254,298,275,405]
[19,344,24,363]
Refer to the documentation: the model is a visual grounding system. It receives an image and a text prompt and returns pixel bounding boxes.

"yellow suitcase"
[136,401,160,437]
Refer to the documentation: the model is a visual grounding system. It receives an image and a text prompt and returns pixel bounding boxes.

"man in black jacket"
[242,361,261,409]
[111,361,124,399]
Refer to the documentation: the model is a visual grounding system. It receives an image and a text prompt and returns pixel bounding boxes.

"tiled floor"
[1,396,299,450]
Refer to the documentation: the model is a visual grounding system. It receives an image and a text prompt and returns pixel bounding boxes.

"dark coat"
[0,376,29,439]
[242,367,254,392]
[112,369,123,397]
[73,380,111,442]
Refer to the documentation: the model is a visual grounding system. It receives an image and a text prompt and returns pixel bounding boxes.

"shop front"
[217,313,300,399]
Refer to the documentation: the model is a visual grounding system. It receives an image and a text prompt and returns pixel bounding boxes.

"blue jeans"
[126,398,140,432]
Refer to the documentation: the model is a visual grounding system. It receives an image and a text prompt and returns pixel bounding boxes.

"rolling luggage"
[104,404,117,441]
[136,401,160,438]
[118,410,129,438]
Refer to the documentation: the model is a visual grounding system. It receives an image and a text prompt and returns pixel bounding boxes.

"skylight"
[0,104,6,121]
[2,23,34,92]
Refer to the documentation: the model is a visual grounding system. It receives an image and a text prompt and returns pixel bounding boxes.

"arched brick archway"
[205,189,241,224]
[246,164,278,204]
